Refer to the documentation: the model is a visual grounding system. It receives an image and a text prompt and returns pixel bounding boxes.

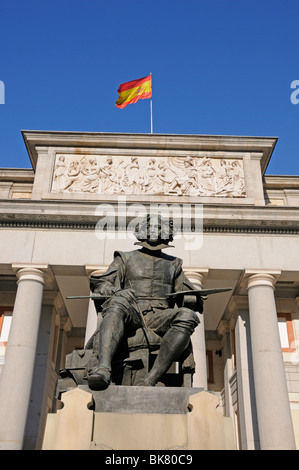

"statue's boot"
[88,311,124,390]
[138,328,191,386]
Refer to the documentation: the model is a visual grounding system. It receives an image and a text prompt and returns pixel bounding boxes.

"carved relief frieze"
[51,154,246,197]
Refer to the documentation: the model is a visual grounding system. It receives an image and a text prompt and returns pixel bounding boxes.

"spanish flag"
[116,75,152,109]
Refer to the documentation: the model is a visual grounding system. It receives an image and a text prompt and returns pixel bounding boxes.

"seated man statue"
[87,214,203,390]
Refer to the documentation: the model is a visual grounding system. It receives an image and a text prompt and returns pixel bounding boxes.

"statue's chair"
[56,316,196,397]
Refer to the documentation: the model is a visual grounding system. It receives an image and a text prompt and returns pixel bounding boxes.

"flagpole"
[150,73,153,134]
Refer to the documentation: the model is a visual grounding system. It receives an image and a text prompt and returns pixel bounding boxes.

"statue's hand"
[114,288,137,302]
[95,285,118,296]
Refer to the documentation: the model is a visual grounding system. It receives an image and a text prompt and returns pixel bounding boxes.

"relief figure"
[80,158,100,192]
[230,160,245,196]
[64,160,82,192]
[216,160,234,195]
[125,157,141,193]
[52,156,67,192]
[200,158,216,194]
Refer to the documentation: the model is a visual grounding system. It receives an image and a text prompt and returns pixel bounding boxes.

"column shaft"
[247,273,296,450]
[234,311,259,449]
[84,267,106,346]
[0,267,45,450]
[185,270,208,389]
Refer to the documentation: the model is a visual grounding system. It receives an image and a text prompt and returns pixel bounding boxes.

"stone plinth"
[42,388,93,450]
[42,386,235,450]
[80,385,203,414]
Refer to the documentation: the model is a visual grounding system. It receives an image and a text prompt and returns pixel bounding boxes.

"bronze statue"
[87,214,203,390]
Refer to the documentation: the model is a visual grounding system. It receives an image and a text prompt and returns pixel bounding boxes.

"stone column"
[234,309,259,449]
[218,320,234,418]
[246,271,296,450]
[84,266,106,346]
[0,266,46,450]
[185,269,209,389]
[23,304,56,450]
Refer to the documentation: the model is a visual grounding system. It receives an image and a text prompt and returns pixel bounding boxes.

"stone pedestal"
[82,385,203,414]
[42,386,235,450]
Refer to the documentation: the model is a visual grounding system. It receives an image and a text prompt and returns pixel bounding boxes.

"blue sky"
[0,0,298,175]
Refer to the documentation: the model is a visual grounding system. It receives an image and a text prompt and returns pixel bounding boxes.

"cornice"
[0,168,35,182]
[21,130,277,173]
[0,199,299,233]
[263,175,299,189]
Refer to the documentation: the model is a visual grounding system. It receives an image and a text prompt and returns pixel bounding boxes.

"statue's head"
[134,214,174,250]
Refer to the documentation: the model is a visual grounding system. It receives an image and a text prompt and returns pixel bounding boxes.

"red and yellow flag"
[115,75,152,108]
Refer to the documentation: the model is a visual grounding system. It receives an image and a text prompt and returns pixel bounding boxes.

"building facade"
[0,131,298,450]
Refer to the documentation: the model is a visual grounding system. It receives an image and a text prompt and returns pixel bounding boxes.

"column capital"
[184,268,209,287]
[11,264,50,285]
[218,319,231,336]
[226,295,249,317]
[53,292,68,318]
[61,317,72,333]
[242,269,281,290]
